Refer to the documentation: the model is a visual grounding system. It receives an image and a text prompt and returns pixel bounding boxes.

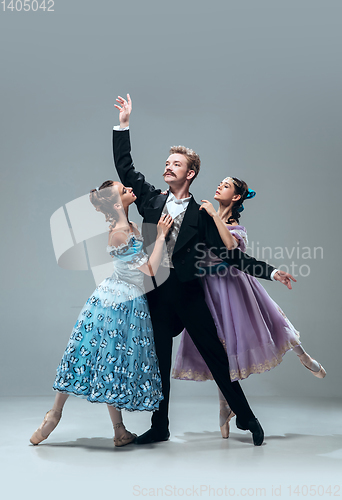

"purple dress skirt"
[172,226,301,382]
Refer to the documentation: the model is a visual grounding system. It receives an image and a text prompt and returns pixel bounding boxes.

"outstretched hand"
[114,94,132,128]
[273,270,297,290]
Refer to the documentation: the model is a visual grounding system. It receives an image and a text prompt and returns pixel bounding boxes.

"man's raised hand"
[114,94,132,128]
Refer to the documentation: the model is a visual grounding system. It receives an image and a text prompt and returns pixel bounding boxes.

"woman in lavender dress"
[172,176,326,438]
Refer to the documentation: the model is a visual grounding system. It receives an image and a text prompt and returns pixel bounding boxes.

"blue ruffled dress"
[53,233,163,411]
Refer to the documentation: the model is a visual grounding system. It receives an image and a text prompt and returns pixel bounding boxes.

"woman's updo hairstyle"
[225,177,251,225]
[89,180,121,230]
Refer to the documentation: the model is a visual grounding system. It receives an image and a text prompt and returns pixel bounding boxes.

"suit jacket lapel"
[173,197,199,255]
[143,193,168,223]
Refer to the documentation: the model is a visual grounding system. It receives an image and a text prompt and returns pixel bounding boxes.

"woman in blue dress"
[30,181,173,447]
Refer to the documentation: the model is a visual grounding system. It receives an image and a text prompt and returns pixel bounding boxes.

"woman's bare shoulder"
[130,221,142,236]
[108,225,130,246]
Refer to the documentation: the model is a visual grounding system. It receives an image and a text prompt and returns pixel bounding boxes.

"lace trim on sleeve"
[107,233,144,255]
[230,229,248,252]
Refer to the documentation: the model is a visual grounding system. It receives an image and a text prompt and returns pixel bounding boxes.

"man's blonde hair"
[169,145,201,184]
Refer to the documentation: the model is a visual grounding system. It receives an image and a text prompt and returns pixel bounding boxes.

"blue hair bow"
[237,188,256,212]
[246,188,256,199]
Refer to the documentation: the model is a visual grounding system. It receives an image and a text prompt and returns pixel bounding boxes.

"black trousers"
[146,269,255,432]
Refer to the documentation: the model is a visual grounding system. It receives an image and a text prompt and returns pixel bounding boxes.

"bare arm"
[213,215,238,250]
[199,200,238,250]
[138,214,173,276]
[109,216,173,276]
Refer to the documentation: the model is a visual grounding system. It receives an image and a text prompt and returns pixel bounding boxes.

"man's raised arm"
[113,94,161,216]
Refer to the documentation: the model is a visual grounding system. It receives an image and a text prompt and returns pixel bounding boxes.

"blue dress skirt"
[53,233,163,412]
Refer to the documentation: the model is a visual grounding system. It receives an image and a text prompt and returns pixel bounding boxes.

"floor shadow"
[30,431,342,457]
[35,436,136,452]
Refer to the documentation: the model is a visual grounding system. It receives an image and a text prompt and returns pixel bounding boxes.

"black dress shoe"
[248,418,264,446]
[134,428,170,445]
[235,417,248,430]
[236,417,264,446]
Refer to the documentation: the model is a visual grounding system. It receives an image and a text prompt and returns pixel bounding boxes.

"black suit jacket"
[113,129,275,282]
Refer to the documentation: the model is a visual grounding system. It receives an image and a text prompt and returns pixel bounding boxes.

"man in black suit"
[112,94,295,446]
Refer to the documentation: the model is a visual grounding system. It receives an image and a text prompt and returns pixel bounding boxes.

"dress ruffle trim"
[106,233,144,252]
[126,253,149,270]
[172,334,301,382]
[53,388,162,412]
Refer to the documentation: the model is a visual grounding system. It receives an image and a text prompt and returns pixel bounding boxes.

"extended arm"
[113,95,161,216]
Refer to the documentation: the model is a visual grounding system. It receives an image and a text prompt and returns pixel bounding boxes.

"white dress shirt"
[165,191,192,219]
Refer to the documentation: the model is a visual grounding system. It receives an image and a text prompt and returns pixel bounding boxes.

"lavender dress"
[172,225,301,382]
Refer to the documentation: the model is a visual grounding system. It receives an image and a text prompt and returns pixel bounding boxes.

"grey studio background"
[1,0,342,407]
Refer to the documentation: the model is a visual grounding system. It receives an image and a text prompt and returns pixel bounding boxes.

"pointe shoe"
[30,409,62,445]
[220,409,236,439]
[113,422,137,447]
[299,353,326,379]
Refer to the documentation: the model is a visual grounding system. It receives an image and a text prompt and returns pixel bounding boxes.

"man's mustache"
[163,171,176,178]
